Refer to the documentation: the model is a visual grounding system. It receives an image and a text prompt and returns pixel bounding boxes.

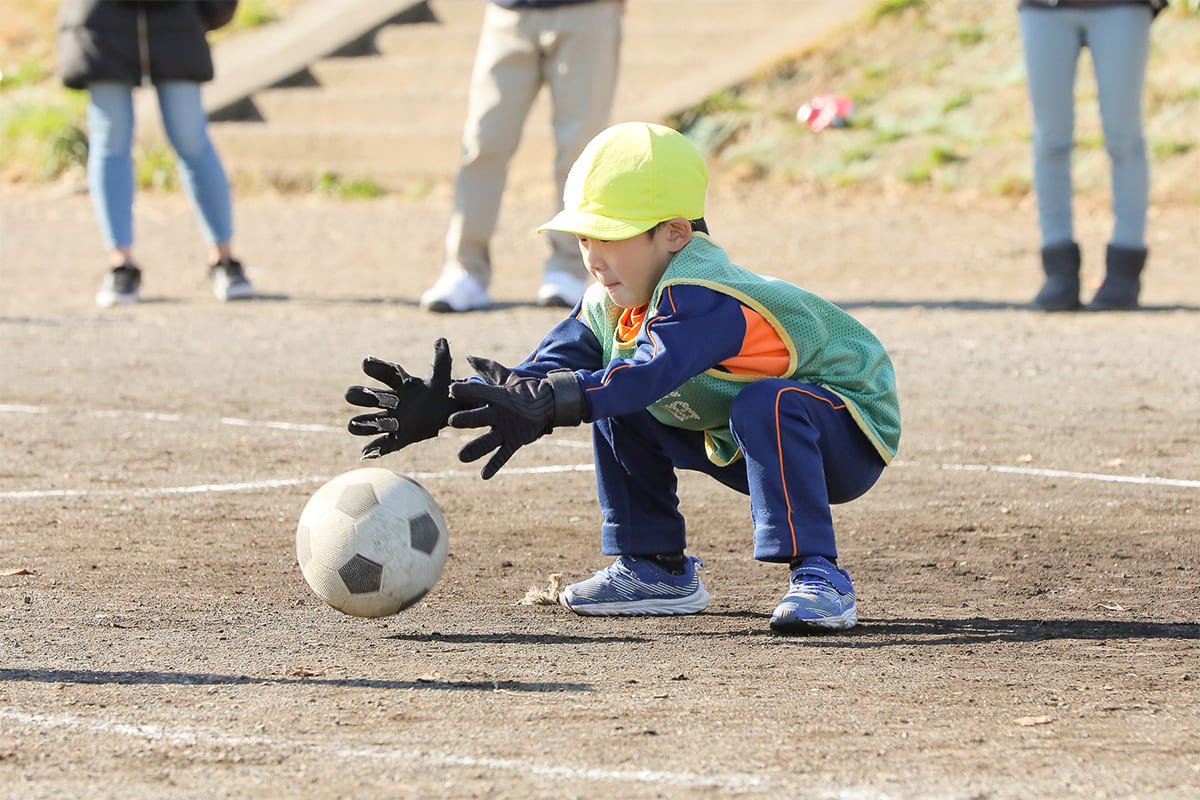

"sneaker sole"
[96,292,138,308]
[559,585,709,616]
[536,293,575,309]
[769,606,858,633]
[421,300,491,313]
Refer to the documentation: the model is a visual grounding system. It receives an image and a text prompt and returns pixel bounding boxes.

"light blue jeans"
[1019,5,1151,249]
[87,81,233,250]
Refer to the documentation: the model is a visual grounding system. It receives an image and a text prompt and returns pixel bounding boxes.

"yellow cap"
[537,122,708,240]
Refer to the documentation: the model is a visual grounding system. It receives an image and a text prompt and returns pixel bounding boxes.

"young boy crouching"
[347,122,901,632]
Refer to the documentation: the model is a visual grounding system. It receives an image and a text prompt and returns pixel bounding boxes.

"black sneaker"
[95,263,141,308]
[210,256,255,301]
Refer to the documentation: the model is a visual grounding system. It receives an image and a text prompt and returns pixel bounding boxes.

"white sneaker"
[210,257,255,302]
[95,263,141,308]
[536,270,587,308]
[420,268,491,313]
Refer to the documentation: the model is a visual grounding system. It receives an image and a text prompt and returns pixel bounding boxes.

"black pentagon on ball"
[338,553,384,594]
[408,511,441,555]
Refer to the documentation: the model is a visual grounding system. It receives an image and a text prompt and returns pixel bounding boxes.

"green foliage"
[0,92,89,179]
[233,0,281,28]
[941,90,973,114]
[870,0,927,24]
[1152,139,1196,158]
[901,162,932,185]
[671,87,749,132]
[954,26,985,46]
[840,146,875,164]
[313,172,386,199]
[928,145,965,165]
[988,174,1032,198]
[871,128,908,145]
[134,142,178,191]
[0,60,49,93]
[210,0,294,39]
[45,123,89,179]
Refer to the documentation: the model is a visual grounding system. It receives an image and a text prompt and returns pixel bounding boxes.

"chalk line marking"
[931,462,1200,489]
[2,402,1195,497]
[0,464,598,500]
[221,417,341,433]
[0,403,45,414]
[0,708,772,791]
[1,403,594,443]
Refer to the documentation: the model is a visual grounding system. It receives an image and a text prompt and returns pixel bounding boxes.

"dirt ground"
[1,177,1198,799]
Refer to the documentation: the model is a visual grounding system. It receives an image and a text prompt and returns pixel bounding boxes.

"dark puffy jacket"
[57,0,238,90]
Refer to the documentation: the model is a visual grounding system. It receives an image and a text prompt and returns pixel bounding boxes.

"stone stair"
[200,0,871,192]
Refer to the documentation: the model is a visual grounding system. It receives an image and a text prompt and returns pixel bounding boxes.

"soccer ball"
[296,468,449,618]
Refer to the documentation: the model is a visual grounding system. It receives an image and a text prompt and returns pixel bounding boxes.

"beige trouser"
[443,0,623,288]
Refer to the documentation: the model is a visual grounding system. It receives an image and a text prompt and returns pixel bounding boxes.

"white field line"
[0,465,597,500]
[2,404,1197,498]
[932,461,1200,489]
[0,708,773,792]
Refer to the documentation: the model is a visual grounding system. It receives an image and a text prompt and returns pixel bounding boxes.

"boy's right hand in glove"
[345,338,458,459]
[448,356,584,479]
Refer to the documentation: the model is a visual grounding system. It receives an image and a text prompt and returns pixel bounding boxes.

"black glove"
[345,338,457,459]
[448,356,584,479]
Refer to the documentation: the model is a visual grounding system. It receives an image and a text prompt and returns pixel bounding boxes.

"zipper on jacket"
[137,8,151,86]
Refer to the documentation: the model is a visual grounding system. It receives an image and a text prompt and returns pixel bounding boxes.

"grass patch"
[1152,139,1196,158]
[0,0,301,188]
[0,92,88,180]
[0,60,50,92]
[870,0,927,24]
[928,144,965,165]
[902,162,932,185]
[941,90,973,114]
[211,0,303,40]
[134,142,179,191]
[988,174,1032,198]
[871,128,908,145]
[954,26,985,46]
[313,172,386,199]
[841,145,875,163]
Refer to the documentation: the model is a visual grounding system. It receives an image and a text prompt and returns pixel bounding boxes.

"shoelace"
[789,573,840,599]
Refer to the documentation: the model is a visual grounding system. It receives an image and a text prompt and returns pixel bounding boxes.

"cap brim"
[536,208,657,240]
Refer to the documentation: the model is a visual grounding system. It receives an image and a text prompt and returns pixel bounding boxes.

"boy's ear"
[666,217,693,253]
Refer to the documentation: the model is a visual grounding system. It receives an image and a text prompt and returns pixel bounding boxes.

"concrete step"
[372,18,740,60]
[211,121,557,189]
[308,53,474,92]
[252,85,578,129]
[200,0,875,191]
[253,86,471,127]
[422,0,485,28]
[306,50,715,93]
[373,21,480,56]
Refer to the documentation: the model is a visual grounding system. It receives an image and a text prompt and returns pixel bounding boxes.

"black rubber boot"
[1033,241,1082,311]
[1089,244,1146,311]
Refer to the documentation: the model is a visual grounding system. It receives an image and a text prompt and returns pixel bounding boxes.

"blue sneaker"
[560,556,709,616]
[770,556,857,632]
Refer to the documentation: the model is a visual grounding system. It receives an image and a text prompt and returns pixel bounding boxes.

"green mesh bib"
[583,234,900,466]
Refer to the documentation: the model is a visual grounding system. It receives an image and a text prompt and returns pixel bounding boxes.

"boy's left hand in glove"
[448,356,583,479]
[345,338,458,459]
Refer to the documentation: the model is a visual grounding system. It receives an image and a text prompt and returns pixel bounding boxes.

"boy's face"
[577,218,693,309]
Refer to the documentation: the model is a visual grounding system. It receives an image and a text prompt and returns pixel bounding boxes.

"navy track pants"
[592,379,886,563]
